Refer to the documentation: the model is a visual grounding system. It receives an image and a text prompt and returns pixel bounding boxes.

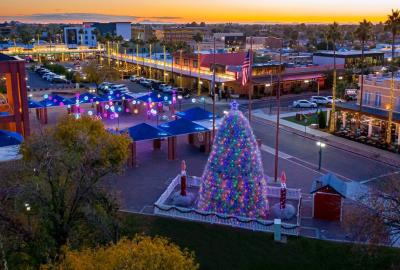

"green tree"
[43,236,199,270]
[354,19,373,112]
[83,61,120,91]
[327,22,341,132]
[0,116,131,268]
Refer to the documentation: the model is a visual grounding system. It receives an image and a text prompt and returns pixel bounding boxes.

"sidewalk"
[253,108,400,167]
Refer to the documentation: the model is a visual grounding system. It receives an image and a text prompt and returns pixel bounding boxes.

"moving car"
[293,100,317,108]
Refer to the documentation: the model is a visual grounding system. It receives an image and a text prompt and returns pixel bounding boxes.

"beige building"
[154,27,207,44]
[360,74,400,112]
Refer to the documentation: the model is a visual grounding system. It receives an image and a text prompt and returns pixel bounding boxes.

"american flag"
[241,50,251,86]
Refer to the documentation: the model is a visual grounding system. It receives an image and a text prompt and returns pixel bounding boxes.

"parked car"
[159,84,173,93]
[129,75,139,82]
[51,77,68,83]
[293,100,317,108]
[139,79,152,88]
[310,96,331,105]
[326,96,345,103]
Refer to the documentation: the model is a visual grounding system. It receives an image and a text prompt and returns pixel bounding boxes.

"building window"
[184,59,189,66]
[396,97,400,112]
[193,60,198,68]
[375,93,381,108]
[364,92,371,105]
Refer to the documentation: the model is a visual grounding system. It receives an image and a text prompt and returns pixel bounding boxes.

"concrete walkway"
[253,108,400,167]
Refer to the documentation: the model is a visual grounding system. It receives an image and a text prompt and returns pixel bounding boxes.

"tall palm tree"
[327,22,341,133]
[192,33,203,95]
[384,9,400,144]
[354,19,373,113]
[136,39,145,76]
[147,36,158,79]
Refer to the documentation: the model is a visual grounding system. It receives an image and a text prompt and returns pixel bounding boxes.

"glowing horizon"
[0,0,396,24]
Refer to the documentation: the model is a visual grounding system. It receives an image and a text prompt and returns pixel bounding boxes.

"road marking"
[360,170,400,184]
[260,144,292,159]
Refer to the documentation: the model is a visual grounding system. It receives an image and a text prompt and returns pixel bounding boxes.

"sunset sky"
[0,0,396,24]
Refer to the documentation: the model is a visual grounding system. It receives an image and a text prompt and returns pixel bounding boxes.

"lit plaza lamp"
[316,141,326,171]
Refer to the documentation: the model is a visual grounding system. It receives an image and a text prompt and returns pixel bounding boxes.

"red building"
[0,54,30,136]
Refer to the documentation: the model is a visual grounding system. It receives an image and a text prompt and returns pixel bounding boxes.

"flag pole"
[248,37,253,122]
[212,36,216,137]
[274,38,283,182]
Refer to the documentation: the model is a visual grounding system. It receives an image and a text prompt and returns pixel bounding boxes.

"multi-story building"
[91,22,132,41]
[154,26,207,44]
[360,74,400,112]
[64,26,97,47]
[313,50,385,70]
[131,25,154,42]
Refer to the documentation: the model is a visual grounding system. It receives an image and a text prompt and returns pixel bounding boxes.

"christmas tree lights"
[197,101,269,219]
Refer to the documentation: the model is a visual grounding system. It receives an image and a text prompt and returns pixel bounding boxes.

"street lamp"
[316,141,326,170]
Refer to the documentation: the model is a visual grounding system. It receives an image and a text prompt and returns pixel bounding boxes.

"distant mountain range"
[0,13,182,24]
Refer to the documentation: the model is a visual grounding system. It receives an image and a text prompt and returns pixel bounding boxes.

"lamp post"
[316,141,326,170]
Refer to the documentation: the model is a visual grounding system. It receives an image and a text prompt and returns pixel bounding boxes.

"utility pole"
[248,37,253,122]
[212,37,216,137]
[274,37,283,182]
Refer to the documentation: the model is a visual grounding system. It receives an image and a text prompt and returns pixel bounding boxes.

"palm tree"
[354,19,373,113]
[384,9,400,144]
[192,33,203,95]
[166,42,178,85]
[327,22,341,133]
[147,36,159,79]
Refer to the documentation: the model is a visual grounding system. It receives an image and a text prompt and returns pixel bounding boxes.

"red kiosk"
[0,54,30,137]
[310,173,346,221]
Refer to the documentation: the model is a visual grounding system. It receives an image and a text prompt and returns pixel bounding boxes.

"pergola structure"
[0,54,30,136]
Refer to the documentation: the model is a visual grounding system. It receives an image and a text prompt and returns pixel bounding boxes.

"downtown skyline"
[0,0,397,24]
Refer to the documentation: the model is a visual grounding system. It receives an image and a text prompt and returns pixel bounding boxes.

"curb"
[254,116,400,168]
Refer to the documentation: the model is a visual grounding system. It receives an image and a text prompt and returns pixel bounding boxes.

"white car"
[293,100,317,108]
[326,96,344,103]
[310,96,331,105]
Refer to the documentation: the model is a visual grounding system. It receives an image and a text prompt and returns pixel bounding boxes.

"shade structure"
[158,118,209,136]
[0,129,23,147]
[69,92,98,104]
[39,94,74,107]
[125,123,171,142]
[28,99,44,108]
[176,106,214,121]
[136,92,171,103]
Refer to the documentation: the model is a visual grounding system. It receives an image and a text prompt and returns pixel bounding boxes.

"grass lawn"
[120,213,400,270]
[283,111,326,127]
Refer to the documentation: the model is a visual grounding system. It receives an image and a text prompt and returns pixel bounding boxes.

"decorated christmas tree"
[197,101,269,219]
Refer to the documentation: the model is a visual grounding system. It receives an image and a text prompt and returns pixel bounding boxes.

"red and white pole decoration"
[180,160,187,196]
[280,171,287,209]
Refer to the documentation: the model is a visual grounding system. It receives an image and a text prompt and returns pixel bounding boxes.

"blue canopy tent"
[123,123,171,167]
[69,92,98,104]
[158,118,209,136]
[39,94,74,107]
[125,123,171,142]
[158,118,210,160]
[0,129,23,147]
[176,107,214,121]
[136,92,171,103]
[28,99,44,108]
[0,130,23,162]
